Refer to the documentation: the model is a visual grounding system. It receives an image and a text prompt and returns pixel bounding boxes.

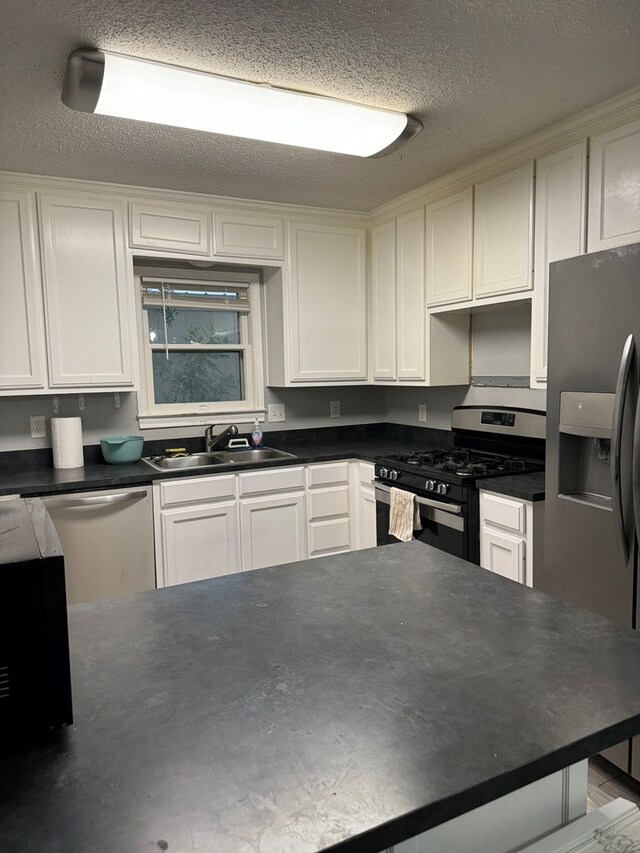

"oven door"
[374,482,466,559]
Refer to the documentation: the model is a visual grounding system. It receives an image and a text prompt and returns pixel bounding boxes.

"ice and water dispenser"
[558,392,616,510]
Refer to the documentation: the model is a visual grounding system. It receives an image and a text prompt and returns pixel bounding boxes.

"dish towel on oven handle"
[388,487,422,542]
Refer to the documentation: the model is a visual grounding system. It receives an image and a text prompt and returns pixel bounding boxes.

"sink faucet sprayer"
[204,424,238,453]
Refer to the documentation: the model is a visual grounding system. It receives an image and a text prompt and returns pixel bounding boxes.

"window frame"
[135,266,265,429]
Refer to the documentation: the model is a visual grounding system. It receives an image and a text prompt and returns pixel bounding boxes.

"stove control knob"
[389,469,399,481]
[436,483,449,495]
[379,467,389,479]
[425,479,436,492]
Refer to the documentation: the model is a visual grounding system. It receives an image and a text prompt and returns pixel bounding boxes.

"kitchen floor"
[588,757,640,810]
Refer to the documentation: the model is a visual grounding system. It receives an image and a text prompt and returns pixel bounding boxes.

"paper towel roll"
[51,417,84,469]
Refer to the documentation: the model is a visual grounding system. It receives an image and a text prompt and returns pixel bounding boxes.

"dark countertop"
[3,541,640,853]
[0,437,433,497]
[476,470,546,502]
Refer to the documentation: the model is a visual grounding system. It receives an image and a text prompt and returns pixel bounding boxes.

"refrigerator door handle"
[611,333,635,564]
[633,387,640,553]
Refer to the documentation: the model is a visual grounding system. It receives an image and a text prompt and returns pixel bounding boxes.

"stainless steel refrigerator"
[538,241,640,776]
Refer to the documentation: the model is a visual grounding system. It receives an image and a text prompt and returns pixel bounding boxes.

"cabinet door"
[39,194,135,387]
[370,220,397,381]
[474,163,534,298]
[358,484,377,550]
[240,491,306,570]
[288,222,367,381]
[0,190,47,390]
[588,119,640,251]
[425,188,473,306]
[214,212,284,259]
[160,501,240,587]
[397,209,426,380]
[129,202,211,255]
[531,142,587,388]
[480,527,525,584]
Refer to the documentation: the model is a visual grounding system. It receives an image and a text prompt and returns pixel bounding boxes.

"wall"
[0,386,386,452]
[385,303,546,430]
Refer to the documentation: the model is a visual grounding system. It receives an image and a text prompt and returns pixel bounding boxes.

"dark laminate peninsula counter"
[4,542,640,853]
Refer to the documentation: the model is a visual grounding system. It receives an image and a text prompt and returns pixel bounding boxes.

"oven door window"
[375,486,465,559]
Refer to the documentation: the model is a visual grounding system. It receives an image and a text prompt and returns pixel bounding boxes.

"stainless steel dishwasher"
[37,486,155,605]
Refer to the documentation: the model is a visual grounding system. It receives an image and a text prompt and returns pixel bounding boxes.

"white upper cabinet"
[588,118,640,251]
[287,221,367,382]
[396,208,426,380]
[370,220,397,380]
[530,142,587,388]
[425,187,474,306]
[39,194,136,388]
[129,202,211,255]
[214,212,284,259]
[0,190,47,390]
[473,163,534,298]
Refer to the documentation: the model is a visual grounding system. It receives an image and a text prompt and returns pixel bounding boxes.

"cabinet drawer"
[481,526,525,584]
[481,491,526,534]
[308,518,351,557]
[129,203,211,255]
[159,474,236,507]
[307,461,350,487]
[213,213,284,259]
[308,485,350,521]
[358,461,375,487]
[239,466,305,496]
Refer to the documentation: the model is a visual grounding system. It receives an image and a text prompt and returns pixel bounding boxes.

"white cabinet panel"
[474,163,534,298]
[239,466,305,496]
[531,142,587,388]
[481,527,525,584]
[425,188,474,306]
[308,518,351,557]
[240,492,307,570]
[159,474,236,507]
[39,194,135,387]
[396,208,426,380]
[214,212,284,259]
[306,461,350,487]
[307,485,350,521]
[357,484,377,550]
[0,190,47,390]
[129,202,211,255]
[370,220,397,380]
[288,221,367,381]
[481,492,526,534]
[160,501,240,587]
[588,118,640,251]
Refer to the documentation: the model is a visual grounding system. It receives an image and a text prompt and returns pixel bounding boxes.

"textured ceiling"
[2,0,640,210]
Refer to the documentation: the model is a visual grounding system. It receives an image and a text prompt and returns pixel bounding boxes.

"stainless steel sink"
[142,447,297,472]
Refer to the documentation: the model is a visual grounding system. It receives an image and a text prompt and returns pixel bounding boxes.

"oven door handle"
[374,483,463,515]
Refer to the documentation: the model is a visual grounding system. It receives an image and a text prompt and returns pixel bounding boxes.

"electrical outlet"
[267,403,286,423]
[30,416,46,438]
[330,400,341,418]
[418,404,427,423]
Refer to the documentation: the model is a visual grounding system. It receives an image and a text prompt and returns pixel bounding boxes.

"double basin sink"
[143,447,297,472]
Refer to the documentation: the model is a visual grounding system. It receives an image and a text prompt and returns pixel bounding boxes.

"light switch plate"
[330,400,341,418]
[418,404,427,423]
[267,403,286,423]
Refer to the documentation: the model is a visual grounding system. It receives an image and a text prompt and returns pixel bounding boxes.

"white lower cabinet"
[306,462,352,558]
[160,502,240,586]
[239,491,307,570]
[154,461,379,585]
[480,491,544,587]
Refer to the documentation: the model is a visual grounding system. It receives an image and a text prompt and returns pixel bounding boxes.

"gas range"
[373,406,546,564]
[377,447,542,493]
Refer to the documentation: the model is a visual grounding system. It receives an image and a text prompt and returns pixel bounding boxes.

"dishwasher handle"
[43,490,148,510]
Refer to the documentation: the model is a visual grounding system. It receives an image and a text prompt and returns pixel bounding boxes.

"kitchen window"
[136,267,264,428]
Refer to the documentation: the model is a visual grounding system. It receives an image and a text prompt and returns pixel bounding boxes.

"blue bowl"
[100,435,144,464]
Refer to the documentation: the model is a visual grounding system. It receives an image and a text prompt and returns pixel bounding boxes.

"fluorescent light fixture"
[62,49,422,157]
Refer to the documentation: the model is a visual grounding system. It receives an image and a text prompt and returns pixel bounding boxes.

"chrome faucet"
[204,423,238,452]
